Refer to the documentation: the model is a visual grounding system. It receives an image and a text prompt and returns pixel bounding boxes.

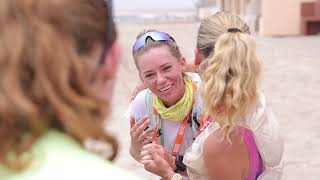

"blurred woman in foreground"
[0,0,141,179]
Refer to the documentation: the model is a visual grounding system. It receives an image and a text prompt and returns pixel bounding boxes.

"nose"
[156,72,166,85]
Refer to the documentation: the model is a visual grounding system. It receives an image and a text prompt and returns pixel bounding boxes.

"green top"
[0,130,143,180]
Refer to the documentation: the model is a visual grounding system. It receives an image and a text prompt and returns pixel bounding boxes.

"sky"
[114,0,197,12]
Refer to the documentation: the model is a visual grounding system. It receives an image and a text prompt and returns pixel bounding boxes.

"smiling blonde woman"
[129,30,204,180]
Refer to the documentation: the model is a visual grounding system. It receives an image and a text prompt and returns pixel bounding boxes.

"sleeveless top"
[183,122,263,180]
[183,93,284,180]
[240,127,263,180]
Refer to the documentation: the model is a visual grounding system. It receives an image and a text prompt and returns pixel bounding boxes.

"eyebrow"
[160,62,172,68]
[142,62,172,75]
[142,70,154,75]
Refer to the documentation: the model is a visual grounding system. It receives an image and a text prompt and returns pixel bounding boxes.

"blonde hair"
[199,12,261,141]
[0,0,117,170]
[132,29,182,69]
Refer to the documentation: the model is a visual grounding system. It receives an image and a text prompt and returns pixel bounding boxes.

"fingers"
[141,143,153,152]
[138,128,153,142]
[141,143,164,161]
[130,116,150,137]
[130,116,135,128]
[141,147,173,177]
[130,115,146,129]
[142,143,162,151]
[133,117,151,136]
[130,116,153,157]
[141,148,159,165]
[141,154,152,161]
[140,144,156,161]
[132,116,149,131]
[141,134,153,146]
[140,146,153,165]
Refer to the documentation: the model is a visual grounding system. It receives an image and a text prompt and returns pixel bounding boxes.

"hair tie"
[227,28,241,33]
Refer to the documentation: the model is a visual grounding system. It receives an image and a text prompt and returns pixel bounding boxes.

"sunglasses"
[133,31,176,51]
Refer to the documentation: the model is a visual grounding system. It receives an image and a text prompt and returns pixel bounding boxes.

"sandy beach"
[105,22,320,180]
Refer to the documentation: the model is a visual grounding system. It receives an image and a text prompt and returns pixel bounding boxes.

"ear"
[179,57,187,71]
[135,59,145,83]
[194,48,202,66]
[101,41,121,79]
[138,72,145,83]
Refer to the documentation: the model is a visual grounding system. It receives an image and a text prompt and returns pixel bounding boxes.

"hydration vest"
[144,79,203,140]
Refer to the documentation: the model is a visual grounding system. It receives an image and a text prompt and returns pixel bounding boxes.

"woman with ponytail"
[182,11,284,180]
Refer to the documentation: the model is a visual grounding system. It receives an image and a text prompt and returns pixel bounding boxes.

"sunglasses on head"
[133,31,176,51]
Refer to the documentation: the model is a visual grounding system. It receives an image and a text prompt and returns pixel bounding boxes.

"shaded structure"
[216,0,320,36]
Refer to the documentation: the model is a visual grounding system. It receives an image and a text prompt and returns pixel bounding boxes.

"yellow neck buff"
[153,75,194,122]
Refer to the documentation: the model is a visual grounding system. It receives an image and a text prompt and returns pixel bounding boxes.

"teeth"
[159,84,172,92]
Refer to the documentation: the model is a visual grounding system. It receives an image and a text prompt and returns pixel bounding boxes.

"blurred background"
[114,0,320,36]
[105,0,320,180]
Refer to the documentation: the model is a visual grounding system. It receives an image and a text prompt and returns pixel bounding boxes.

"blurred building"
[196,0,219,20]
[197,0,320,36]
[115,9,196,22]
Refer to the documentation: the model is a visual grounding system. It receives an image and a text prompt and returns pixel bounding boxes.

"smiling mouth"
[159,84,173,92]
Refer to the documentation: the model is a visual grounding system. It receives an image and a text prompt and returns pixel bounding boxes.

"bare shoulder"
[202,130,249,180]
[203,130,229,160]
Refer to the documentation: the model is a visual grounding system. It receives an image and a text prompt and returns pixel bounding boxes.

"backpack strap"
[145,90,163,144]
[145,78,203,138]
[145,89,156,128]
[189,79,203,138]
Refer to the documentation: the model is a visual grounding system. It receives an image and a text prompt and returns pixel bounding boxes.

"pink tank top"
[240,128,263,180]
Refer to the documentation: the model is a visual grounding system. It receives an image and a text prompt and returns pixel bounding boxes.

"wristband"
[170,173,183,180]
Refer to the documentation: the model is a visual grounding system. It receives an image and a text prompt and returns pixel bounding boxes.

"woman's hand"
[140,143,176,180]
[129,116,153,161]
[131,81,146,101]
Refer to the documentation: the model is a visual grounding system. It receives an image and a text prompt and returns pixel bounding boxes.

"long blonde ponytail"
[201,27,261,142]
